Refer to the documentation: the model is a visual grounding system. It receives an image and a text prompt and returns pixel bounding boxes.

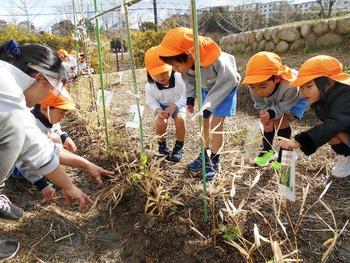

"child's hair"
[159,53,188,64]
[147,71,155,84]
[314,76,332,100]
[0,40,65,78]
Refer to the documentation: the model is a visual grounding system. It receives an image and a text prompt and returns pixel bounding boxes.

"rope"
[93,0,110,147]
[123,1,145,156]
[191,0,209,223]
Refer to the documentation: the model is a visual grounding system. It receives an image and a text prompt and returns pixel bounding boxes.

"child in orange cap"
[242,51,308,166]
[145,46,186,162]
[12,89,77,200]
[157,27,241,180]
[278,55,350,178]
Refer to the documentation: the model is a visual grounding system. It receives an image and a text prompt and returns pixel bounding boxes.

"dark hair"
[147,71,154,84]
[159,53,188,64]
[314,76,331,100]
[0,40,65,78]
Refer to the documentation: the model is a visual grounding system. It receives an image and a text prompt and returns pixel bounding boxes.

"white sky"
[0,0,310,31]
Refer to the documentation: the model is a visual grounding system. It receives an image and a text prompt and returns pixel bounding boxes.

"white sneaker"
[332,155,350,178]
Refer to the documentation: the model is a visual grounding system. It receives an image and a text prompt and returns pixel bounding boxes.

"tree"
[268,2,298,26]
[316,0,337,18]
[140,21,157,31]
[51,20,74,36]
[161,13,191,29]
[9,0,41,33]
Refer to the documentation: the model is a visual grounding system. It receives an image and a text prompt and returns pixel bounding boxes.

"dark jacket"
[295,82,350,155]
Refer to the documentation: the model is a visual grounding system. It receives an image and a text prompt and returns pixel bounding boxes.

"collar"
[155,71,176,90]
[31,105,53,128]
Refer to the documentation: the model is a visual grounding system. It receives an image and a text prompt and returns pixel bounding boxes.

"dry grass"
[2,47,350,262]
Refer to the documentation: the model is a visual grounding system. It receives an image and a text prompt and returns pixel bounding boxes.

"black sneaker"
[0,235,20,261]
[169,145,184,162]
[158,142,170,157]
[0,195,23,222]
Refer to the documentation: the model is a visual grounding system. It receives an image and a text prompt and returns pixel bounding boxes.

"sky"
[0,0,310,31]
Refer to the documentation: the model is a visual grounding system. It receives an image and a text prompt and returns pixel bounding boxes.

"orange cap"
[57,49,69,61]
[291,55,350,87]
[145,46,172,76]
[242,52,293,84]
[39,88,75,110]
[157,27,221,67]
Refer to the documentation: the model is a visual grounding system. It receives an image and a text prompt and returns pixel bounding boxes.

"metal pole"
[72,0,80,77]
[93,0,109,147]
[153,0,158,31]
[191,0,209,223]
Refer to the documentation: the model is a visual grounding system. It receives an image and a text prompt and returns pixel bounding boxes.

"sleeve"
[16,110,61,177]
[145,83,161,111]
[174,76,187,109]
[181,73,196,103]
[203,56,241,112]
[52,123,69,143]
[295,95,350,155]
[262,87,300,119]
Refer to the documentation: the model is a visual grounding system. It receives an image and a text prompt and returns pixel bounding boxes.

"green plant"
[131,30,166,67]
[219,224,242,242]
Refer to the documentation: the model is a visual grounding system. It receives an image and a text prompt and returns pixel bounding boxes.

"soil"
[2,46,350,263]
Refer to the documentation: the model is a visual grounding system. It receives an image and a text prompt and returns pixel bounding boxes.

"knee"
[155,116,167,126]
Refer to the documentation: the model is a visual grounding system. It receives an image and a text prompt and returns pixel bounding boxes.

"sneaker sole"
[0,241,20,261]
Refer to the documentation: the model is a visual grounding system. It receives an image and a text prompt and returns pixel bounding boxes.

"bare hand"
[165,104,177,115]
[187,105,194,114]
[160,111,170,119]
[277,137,300,150]
[63,137,77,152]
[62,185,93,212]
[259,110,270,125]
[41,185,56,202]
[85,162,114,184]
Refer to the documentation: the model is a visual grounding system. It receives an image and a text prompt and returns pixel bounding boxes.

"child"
[144,46,186,162]
[12,89,77,200]
[242,51,308,166]
[157,27,241,179]
[278,55,350,178]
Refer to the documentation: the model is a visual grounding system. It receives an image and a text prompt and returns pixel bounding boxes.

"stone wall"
[220,15,350,54]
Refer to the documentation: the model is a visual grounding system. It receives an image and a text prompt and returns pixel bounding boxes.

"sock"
[211,153,220,164]
[277,127,292,162]
[262,130,275,153]
[331,143,350,156]
[175,140,184,148]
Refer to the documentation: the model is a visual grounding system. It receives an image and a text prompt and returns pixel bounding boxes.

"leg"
[210,116,225,155]
[330,142,350,178]
[173,113,186,142]
[254,118,275,166]
[155,115,168,141]
[169,113,186,162]
[203,116,211,149]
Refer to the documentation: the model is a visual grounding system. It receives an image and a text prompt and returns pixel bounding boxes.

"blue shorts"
[201,87,238,117]
[152,103,186,118]
[290,98,309,120]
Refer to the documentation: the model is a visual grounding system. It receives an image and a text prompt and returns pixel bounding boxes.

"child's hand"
[187,105,194,114]
[165,104,177,115]
[64,137,77,152]
[62,185,93,212]
[85,162,114,184]
[41,185,56,201]
[159,111,170,119]
[277,137,300,150]
[259,110,270,125]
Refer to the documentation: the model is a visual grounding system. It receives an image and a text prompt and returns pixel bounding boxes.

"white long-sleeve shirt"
[0,60,60,177]
[145,72,186,111]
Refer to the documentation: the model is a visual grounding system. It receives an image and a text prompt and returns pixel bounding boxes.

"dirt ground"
[2,45,350,263]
